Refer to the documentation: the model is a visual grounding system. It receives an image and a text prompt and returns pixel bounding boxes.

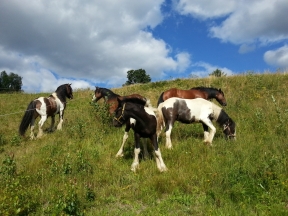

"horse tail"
[156,103,165,136]
[157,92,164,106]
[19,101,36,136]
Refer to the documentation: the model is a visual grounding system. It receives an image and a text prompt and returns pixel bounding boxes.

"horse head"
[66,83,73,99]
[92,86,103,102]
[113,95,147,127]
[223,118,236,140]
[215,88,227,106]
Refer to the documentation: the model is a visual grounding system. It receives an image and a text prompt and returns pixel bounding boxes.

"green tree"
[124,69,151,86]
[0,71,23,92]
[209,69,227,77]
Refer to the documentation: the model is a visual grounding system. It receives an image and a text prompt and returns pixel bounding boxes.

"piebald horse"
[113,96,167,172]
[157,86,227,106]
[19,84,73,139]
[92,87,150,158]
[157,97,236,148]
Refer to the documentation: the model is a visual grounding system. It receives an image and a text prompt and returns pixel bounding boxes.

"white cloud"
[0,0,191,92]
[174,0,288,48]
[190,62,233,77]
[175,52,191,72]
[264,45,288,69]
[174,0,237,19]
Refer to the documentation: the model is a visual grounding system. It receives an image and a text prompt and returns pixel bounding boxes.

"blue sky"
[0,0,288,92]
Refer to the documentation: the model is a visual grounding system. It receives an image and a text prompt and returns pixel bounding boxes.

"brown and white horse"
[19,84,73,139]
[157,97,236,148]
[113,95,167,172]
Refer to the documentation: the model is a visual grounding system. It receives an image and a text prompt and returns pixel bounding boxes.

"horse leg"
[30,117,36,140]
[202,123,209,141]
[37,115,47,138]
[57,110,64,130]
[201,119,216,145]
[142,139,150,160]
[131,133,141,172]
[151,135,167,172]
[48,115,55,132]
[116,131,129,157]
[116,120,132,157]
[164,121,173,149]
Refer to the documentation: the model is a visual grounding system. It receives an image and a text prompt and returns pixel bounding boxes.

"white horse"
[157,97,236,148]
[19,84,73,139]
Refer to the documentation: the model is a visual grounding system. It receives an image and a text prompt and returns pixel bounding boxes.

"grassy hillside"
[0,72,288,215]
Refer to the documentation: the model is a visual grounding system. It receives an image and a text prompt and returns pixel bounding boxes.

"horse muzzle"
[113,119,123,127]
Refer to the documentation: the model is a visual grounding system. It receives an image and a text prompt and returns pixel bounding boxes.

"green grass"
[0,71,288,215]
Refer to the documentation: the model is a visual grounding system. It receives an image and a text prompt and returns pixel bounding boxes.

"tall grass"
[0,71,288,215]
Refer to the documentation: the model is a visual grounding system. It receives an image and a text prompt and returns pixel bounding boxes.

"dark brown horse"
[92,87,149,157]
[157,86,227,106]
[113,95,167,172]
[19,84,73,139]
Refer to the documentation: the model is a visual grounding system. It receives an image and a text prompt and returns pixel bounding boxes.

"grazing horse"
[157,86,227,106]
[19,84,73,139]
[113,96,167,172]
[92,87,121,115]
[92,87,149,157]
[157,97,236,148]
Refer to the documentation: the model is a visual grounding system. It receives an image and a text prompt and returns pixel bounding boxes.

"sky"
[1,0,288,93]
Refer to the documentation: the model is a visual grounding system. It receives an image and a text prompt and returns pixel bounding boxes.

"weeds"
[1,72,288,215]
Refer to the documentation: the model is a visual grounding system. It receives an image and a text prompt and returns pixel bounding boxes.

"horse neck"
[213,105,230,126]
[124,103,153,126]
[203,88,217,99]
[102,89,120,100]
[55,89,67,103]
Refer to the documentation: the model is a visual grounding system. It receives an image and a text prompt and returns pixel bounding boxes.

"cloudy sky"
[1,0,288,93]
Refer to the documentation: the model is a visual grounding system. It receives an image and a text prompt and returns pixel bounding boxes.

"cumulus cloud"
[174,0,288,45]
[0,0,191,92]
[264,45,288,69]
[173,0,288,69]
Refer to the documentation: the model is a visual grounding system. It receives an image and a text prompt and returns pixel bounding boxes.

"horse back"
[163,88,208,102]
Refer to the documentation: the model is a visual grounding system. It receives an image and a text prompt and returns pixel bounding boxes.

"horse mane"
[118,96,147,106]
[191,86,219,91]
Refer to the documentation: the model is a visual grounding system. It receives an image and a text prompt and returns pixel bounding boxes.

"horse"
[157,86,227,106]
[19,83,73,139]
[92,87,150,158]
[92,87,121,115]
[157,97,236,149]
[113,95,167,172]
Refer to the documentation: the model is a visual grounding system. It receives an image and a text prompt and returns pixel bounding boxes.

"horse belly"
[177,113,198,124]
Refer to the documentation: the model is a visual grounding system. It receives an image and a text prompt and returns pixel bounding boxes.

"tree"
[0,71,23,92]
[209,69,227,77]
[124,69,151,86]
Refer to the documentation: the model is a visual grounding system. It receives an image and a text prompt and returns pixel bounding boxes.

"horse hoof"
[115,153,124,158]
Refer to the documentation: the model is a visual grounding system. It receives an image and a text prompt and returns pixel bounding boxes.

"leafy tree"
[124,69,151,86]
[0,71,23,92]
[209,69,227,77]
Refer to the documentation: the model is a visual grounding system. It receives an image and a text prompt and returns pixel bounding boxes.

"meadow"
[0,72,288,215]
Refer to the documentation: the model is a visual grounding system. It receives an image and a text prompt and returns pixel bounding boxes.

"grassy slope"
[0,72,288,215]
